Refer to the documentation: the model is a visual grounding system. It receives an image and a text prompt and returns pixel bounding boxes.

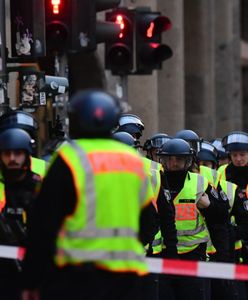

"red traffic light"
[51,0,61,14]
[105,8,135,75]
[146,16,171,38]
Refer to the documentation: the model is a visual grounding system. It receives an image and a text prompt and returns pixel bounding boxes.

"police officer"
[0,128,42,300]
[157,138,229,300]
[212,138,230,167]
[174,131,230,258]
[220,131,248,298]
[21,90,155,300]
[143,133,172,163]
[0,110,47,177]
[115,113,144,140]
[198,139,245,299]
[113,131,177,300]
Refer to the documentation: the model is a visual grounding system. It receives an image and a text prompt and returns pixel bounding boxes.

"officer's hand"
[197,193,210,209]
[22,290,40,300]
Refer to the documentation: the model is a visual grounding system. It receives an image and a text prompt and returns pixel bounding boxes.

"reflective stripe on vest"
[143,158,161,202]
[200,165,221,188]
[0,181,6,212]
[30,157,47,178]
[220,179,237,211]
[220,179,242,250]
[55,139,150,274]
[174,172,209,254]
[218,164,228,181]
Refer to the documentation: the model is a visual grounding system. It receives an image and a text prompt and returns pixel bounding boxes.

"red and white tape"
[1,245,248,281]
[0,245,25,260]
[146,257,248,281]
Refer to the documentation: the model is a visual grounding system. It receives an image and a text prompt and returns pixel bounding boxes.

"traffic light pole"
[118,74,128,103]
[0,0,8,113]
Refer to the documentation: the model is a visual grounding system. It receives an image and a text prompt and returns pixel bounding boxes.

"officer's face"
[230,150,248,167]
[199,160,214,169]
[162,155,187,171]
[0,149,26,169]
[218,157,230,167]
[149,148,160,162]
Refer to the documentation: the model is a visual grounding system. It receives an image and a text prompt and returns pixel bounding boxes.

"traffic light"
[45,0,121,53]
[105,8,135,75]
[135,8,173,75]
[45,0,70,52]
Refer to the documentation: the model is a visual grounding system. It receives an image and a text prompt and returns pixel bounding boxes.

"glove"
[160,247,178,259]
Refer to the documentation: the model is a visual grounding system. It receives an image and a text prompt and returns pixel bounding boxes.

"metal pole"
[0,0,8,114]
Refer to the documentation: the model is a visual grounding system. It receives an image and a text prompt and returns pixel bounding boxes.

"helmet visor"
[119,115,144,129]
[201,142,218,157]
[151,136,171,148]
[222,133,248,146]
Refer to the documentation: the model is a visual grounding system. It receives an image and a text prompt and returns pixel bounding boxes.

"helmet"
[0,128,34,154]
[222,131,248,152]
[212,138,228,159]
[112,131,138,147]
[116,114,144,139]
[0,110,38,139]
[67,89,121,138]
[157,138,193,170]
[198,140,218,165]
[143,133,172,151]
[157,138,193,156]
[174,129,201,154]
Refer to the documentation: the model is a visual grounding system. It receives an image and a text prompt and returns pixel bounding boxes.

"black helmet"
[0,110,38,139]
[68,89,121,138]
[143,133,172,151]
[157,138,193,156]
[222,131,248,152]
[112,131,138,147]
[212,138,228,159]
[198,140,218,165]
[157,138,193,170]
[174,129,201,154]
[116,114,144,139]
[0,128,34,154]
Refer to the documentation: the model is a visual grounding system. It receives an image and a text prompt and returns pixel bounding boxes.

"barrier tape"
[146,257,248,281]
[1,245,248,281]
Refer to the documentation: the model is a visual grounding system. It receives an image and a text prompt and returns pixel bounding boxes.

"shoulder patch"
[163,189,171,202]
[243,200,248,211]
[219,190,228,201]
[210,187,219,199]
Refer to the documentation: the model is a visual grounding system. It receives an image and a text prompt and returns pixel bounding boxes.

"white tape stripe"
[146,257,163,274]
[0,245,19,259]
[198,261,235,280]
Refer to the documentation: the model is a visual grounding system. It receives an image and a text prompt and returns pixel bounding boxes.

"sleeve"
[21,155,77,290]
[139,202,159,246]
[200,184,230,262]
[200,184,229,224]
[140,162,155,208]
[157,186,178,258]
[231,189,248,240]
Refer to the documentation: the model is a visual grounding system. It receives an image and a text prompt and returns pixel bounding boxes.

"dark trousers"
[40,268,142,300]
[141,273,159,300]
[159,243,207,300]
[159,274,207,300]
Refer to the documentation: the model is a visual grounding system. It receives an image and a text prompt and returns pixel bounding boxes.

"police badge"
[163,189,171,202]
[219,190,228,201]
[243,200,248,211]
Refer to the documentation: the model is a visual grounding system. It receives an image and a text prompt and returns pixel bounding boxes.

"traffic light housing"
[105,8,135,75]
[10,0,46,59]
[45,0,121,53]
[135,8,173,75]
